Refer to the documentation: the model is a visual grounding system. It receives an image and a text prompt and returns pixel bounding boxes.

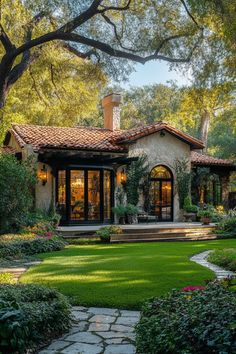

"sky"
[122,60,190,88]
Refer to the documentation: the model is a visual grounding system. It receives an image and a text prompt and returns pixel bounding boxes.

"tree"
[177,83,234,150]
[0,0,204,110]
[0,154,36,232]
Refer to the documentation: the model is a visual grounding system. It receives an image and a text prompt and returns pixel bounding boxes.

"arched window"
[150,165,172,179]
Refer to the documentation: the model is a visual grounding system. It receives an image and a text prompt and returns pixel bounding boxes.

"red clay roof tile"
[191,151,234,166]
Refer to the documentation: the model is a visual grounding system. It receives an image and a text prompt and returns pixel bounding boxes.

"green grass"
[20,239,236,309]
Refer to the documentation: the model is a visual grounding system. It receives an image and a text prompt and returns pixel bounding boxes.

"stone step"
[122,226,215,234]
[111,234,218,243]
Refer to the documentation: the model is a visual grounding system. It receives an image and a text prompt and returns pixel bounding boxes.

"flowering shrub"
[181,285,205,292]
[24,220,58,238]
[136,282,236,354]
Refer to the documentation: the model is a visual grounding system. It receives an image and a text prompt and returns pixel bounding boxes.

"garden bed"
[208,248,236,272]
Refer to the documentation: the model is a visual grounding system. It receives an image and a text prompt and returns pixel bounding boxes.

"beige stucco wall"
[35,162,54,211]
[128,131,191,221]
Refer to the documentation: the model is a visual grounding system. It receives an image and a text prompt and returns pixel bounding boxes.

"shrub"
[0,273,15,284]
[112,205,126,217]
[126,204,139,215]
[0,284,71,353]
[208,249,236,271]
[183,196,198,213]
[96,226,122,243]
[0,155,36,233]
[136,282,236,354]
[218,216,236,233]
[0,237,66,259]
[0,233,36,243]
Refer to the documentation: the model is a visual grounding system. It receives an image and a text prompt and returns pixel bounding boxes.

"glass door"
[87,170,101,221]
[150,165,173,221]
[70,170,85,221]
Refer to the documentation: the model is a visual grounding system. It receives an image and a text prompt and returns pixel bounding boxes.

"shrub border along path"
[190,250,235,279]
[0,260,41,282]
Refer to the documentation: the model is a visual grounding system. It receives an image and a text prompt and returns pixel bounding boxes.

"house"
[2,93,235,225]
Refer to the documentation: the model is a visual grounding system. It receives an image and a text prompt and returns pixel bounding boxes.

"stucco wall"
[35,162,54,211]
[128,131,191,221]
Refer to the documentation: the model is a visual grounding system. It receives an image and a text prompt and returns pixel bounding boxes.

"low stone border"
[190,250,235,279]
[39,306,140,354]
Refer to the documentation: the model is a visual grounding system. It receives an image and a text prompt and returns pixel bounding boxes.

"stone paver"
[38,306,140,354]
[190,250,235,279]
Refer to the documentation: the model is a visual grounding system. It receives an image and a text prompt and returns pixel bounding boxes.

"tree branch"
[61,42,96,59]
[98,0,132,13]
[180,0,203,30]
[0,24,14,52]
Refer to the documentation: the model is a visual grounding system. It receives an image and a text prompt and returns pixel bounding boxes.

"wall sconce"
[38,164,47,186]
[160,130,165,137]
[118,168,126,185]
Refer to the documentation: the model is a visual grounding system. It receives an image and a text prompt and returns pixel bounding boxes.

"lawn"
[20,239,236,309]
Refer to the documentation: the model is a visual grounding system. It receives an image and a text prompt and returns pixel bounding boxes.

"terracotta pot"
[201,217,211,225]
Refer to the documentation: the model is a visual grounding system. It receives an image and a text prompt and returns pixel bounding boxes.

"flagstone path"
[38,306,140,354]
[190,250,235,279]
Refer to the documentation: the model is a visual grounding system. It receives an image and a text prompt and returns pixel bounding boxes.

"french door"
[57,168,113,224]
[150,165,173,221]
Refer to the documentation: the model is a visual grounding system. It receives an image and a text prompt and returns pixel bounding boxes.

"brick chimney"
[102,93,121,131]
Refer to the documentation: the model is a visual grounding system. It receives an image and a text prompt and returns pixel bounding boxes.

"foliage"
[0,237,66,259]
[217,216,236,234]
[0,233,36,242]
[174,158,191,209]
[191,167,220,205]
[0,284,71,353]
[136,282,236,354]
[126,204,139,216]
[24,220,59,238]
[197,206,214,219]
[0,273,15,284]
[96,225,122,243]
[125,155,149,206]
[112,205,126,218]
[0,154,37,233]
[183,196,198,213]
[66,237,100,245]
[208,249,236,272]
[23,209,61,228]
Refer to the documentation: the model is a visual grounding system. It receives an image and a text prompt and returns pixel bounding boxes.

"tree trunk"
[199,110,210,152]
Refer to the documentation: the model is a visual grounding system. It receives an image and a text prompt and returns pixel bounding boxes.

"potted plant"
[197,208,213,225]
[183,196,198,222]
[126,204,139,224]
[96,225,123,243]
[112,205,126,224]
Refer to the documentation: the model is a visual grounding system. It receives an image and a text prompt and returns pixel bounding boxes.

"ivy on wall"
[125,155,149,206]
[174,158,191,209]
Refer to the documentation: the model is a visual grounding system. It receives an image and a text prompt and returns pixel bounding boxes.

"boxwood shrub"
[0,237,66,259]
[0,284,71,353]
[136,282,236,354]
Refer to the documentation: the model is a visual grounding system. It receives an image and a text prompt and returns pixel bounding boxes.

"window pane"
[71,170,85,220]
[58,170,66,220]
[88,170,100,220]
[151,165,171,179]
[104,170,111,220]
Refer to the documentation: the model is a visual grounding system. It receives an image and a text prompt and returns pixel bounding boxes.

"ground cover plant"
[135,281,236,354]
[20,239,236,309]
[208,248,236,271]
[0,284,71,353]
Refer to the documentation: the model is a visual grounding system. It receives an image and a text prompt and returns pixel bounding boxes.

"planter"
[201,217,211,225]
[127,214,138,224]
[119,216,126,225]
[100,236,111,243]
[183,212,197,222]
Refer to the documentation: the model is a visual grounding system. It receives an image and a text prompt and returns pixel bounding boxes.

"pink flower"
[181,285,205,292]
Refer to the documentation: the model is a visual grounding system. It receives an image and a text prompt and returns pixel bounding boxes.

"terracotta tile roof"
[4,121,204,153]
[191,151,235,167]
[115,122,204,149]
[0,146,18,154]
[9,124,127,153]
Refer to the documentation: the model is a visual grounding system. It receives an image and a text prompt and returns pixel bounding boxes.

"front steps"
[111,226,217,243]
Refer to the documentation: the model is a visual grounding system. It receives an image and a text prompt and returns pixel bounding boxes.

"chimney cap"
[102,93,122,107]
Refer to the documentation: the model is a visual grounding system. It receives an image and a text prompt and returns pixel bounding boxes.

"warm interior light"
[38,165,47,185]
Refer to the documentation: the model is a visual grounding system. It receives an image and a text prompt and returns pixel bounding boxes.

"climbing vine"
[174,158,191,209]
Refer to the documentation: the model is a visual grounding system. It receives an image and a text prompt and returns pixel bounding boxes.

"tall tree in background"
[0,0,204,111]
